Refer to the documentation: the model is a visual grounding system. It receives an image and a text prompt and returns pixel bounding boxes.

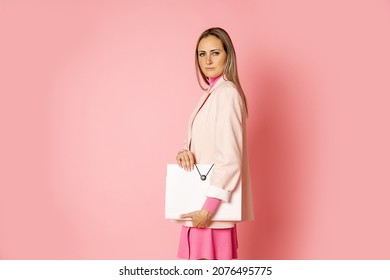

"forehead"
[198,35,224,51]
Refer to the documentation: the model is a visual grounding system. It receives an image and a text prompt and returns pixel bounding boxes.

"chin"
[205,73,216,78]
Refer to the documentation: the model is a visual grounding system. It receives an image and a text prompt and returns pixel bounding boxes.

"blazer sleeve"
[206,86,244,202]
[180,139,189,151]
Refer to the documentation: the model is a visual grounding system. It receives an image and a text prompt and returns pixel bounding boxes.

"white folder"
[165,164,241,221]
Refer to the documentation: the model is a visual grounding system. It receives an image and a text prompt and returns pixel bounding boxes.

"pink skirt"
[177,225,238,260]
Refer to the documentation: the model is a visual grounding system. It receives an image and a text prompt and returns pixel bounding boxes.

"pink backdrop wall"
[1,0,390,259]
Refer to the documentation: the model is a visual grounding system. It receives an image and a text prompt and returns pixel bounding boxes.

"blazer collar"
[207,75,227,94]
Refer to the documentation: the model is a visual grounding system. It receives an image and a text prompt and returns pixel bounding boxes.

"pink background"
[1,0,390,259]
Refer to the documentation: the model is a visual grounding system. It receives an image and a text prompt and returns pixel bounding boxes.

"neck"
[208,73,223,90]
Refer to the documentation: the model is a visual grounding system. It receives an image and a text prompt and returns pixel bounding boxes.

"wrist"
[202,196,221,213]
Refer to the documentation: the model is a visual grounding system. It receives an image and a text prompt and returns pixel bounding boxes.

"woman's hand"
[176,150,196,171]
[180,209,213,228]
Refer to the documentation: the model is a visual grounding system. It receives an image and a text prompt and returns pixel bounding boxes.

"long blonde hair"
[195,27,248,115]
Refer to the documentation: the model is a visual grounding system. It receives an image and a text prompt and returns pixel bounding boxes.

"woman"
[176,27,254,260]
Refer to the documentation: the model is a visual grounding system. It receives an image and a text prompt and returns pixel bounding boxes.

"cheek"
[218,61,226,70]
[219,57,227,68]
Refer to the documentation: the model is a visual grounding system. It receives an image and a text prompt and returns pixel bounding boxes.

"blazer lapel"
[187,92,209,150]
[187,77,226,150]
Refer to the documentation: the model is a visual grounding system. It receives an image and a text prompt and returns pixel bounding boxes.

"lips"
[205,68,215,71]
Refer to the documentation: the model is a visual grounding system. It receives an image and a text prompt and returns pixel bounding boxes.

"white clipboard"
[165,164,241,221]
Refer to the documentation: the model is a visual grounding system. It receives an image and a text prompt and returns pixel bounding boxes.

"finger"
[187,152,195,170]
[193,221,201,228]
[177,151,187,169]
[184,151,195,171]
[191,215,201,227]
[202,219,211,228]
[194,216,205,228]
[196,220,209,228]
[196,210,212,228]
[194,219,208,228]
[176,153,183,168]
[182,152,191,171]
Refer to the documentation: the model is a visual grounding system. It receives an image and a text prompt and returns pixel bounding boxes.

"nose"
[206,54,212,65]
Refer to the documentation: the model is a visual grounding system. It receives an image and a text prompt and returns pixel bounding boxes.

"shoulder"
[213,79,242,105]
[215,79,238,92]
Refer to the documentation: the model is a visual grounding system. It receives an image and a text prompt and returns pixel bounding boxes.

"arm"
[206,86,244,202]
[180,87,243,226]
[202,196,221,213]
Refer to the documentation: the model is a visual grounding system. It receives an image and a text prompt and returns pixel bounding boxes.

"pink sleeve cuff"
[202,196,222,213]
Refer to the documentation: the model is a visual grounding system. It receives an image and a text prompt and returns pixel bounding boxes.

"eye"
[211,51,220,56]
[198,52,205,57]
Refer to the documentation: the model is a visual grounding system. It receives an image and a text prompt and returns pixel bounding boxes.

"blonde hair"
[195,27,248,115]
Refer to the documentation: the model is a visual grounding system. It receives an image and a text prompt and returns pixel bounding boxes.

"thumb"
[180,211,197,219]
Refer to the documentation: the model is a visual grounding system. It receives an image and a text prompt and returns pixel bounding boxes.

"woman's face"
[197,35,227,79]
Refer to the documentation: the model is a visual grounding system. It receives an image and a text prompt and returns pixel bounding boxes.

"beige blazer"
[180,77,254,228]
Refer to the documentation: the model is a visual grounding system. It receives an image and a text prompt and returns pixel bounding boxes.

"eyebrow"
[198,49,222,53]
